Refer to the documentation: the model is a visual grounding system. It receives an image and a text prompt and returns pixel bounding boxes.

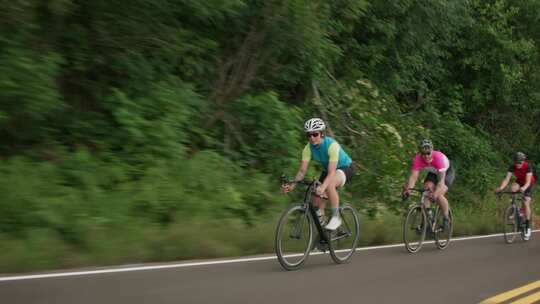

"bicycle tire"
[434,207,453,250]
[274,204,314,270]
[328,204,360,264]
[503,205,518,244]
[403,206,427,253]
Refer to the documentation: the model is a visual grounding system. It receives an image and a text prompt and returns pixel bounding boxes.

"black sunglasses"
[306,132,320,138]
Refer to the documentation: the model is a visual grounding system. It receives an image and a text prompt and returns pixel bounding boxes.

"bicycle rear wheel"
[503,205,518,244]
[328,204,360,264]
[403,206,426,253]
[434,207,453,250]
[275,204,314,270]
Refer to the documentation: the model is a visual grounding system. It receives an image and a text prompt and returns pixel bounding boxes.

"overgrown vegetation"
[1,0,540,272]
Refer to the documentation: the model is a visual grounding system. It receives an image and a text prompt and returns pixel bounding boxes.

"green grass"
[0,205,513,274]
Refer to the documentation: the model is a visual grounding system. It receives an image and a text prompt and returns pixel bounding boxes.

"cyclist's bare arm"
[405,169,420,190]
[521,172,533,191]
[282,161,309,193]
[496,172,513,192]
[294,160,309,182]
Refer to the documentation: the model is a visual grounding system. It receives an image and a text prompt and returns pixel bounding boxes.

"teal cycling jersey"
[302,137,352,170]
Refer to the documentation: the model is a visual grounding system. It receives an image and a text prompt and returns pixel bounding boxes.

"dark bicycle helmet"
[418,139,434,154]
[513,151,526,162]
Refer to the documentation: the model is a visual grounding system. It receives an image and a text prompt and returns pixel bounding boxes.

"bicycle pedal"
[336,230,348,237]
[313,242,328,252]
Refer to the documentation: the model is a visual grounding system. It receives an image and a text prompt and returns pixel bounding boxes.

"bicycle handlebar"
[406,188,432,193]
[402,188,433,201]
[281,175,320,187]
[496,191,523,198]
[281,175,325,198]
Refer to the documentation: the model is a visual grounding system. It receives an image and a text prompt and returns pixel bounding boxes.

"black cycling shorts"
[319,163,356,186]
[518,184,535,198]
[424,165,455,188]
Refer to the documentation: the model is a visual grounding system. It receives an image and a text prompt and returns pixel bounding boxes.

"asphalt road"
[1,233,540,304]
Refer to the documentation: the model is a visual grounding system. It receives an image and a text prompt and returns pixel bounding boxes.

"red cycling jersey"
[508,161,537,186]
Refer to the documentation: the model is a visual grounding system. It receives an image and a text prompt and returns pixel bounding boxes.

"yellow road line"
[479,280,540,304]
[511,291,540,304]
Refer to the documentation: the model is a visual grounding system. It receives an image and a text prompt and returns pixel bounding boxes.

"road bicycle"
[498,191,530,243]
[402,188,454,253]
[274,177,360,270]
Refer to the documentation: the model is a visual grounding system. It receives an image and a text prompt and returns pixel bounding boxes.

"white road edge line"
[1,230,538,282]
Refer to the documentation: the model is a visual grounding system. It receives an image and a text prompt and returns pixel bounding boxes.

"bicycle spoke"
[403,206,426,253]
[503,205,518,244]
[275,204,313,270]
[434,208,453,250]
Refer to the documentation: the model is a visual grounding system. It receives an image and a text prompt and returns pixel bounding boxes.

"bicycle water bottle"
[519,207,525,219]
[426,208,434,222]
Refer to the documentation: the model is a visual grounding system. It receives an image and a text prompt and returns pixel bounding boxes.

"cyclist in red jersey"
[495,152,536,240]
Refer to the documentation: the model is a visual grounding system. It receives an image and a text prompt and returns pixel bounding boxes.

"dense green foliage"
[1,0,540,271]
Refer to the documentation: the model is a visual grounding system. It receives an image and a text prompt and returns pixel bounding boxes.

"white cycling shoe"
[325,215,342,230]
[524,228,532,241]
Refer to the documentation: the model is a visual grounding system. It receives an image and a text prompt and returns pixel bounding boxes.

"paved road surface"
[1,233,539,304]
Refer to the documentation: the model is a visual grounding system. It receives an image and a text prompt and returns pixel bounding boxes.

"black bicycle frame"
[302,181,331,245]
[499,191,526,230]
[406,188,438,232]
[510,194,524,229]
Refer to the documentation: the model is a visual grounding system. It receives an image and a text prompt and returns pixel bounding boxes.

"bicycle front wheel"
[403,206,426,253]
[503,205,518,244]
[434,207,453,250]
[275,204,314,270]
[328,204,360,264]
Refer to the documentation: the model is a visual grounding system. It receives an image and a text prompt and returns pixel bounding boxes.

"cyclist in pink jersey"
[402,139,455,230]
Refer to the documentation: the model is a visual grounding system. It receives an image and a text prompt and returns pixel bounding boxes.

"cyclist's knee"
[329,175,342,189]
[424,182,435,191]
[326,184,338,194]
[440,184,448,193]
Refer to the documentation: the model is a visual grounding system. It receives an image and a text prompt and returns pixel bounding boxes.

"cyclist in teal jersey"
[281,118,356,230]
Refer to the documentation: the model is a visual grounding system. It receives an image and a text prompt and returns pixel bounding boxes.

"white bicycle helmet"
[304,118,326,132]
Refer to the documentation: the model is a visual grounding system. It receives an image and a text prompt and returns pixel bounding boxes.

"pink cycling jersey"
[411,150,450,174]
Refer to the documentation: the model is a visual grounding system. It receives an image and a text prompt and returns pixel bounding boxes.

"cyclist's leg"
[436,166,455,220]
[523,185,533,226]
[315,172,328,216]
[325,172,344,210]
[323,170,346,230]
[511,182,520,192]
[423,174,437,208]
[435,185,449,218]
[524,197,532,225]
[436,167,454,218]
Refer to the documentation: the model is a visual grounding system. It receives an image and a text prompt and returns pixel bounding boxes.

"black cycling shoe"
[440,217,450,232]
[311,235,328,252]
